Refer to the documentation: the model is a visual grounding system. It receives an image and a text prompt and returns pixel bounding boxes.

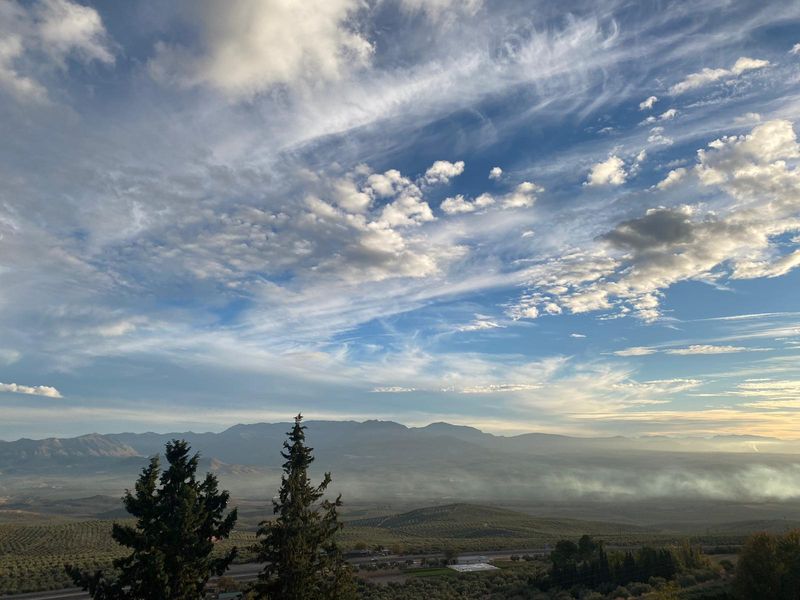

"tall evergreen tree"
[66,440,238,599]
[254,414,355,600]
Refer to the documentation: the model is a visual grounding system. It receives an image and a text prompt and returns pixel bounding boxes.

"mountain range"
[2,420,800,511]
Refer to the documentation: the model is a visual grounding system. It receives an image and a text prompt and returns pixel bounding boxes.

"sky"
[1,0,800,440]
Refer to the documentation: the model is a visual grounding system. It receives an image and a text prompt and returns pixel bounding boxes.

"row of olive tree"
[66,414,353,600]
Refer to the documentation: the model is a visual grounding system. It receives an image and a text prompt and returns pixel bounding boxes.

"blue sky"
[2,0,800,439]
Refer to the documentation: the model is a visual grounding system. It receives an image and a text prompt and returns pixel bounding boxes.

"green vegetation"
[341,503,668,554]
[0,520,255,594]
[356,536,731,600]
[66,439,238,599]
[735,529,800,599]
[254,414,354,599]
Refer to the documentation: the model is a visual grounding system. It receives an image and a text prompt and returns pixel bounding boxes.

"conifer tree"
[66,440,238,599]
[254,414,355,600]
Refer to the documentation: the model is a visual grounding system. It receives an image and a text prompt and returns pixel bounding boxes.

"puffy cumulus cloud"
[116,163,457,290]
[647,126,673,146]
[639,95,657,110]
[0,381,61,398]
[440,181,540,214]
[489,166,503,180]
[585,155,626,186]
[502,181,543,208]
[513,120,800,322]
[149,0,372,98]
[792,43,800,55]
[440,193,493,214]
[0,0,113,101]
[423,160,465,185]
[642,108,677,125]
[670,56,770,95]
[656,167,687,190]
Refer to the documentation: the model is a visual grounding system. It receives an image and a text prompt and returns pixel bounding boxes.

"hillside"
[335,503,673,554]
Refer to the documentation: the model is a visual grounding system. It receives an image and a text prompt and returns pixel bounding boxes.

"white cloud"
[371,386,416,393]
[614,347,657,357]
[670,56,770,95]
[36,0,113,66]
[514,120,800,321]
[585,155,626,186]
[656,167,687,190]
[647,126,673,146]
[148,0,372,98]
[0,381,62,398]
[791,43,800,55]
[440,192,495,214]
[666,345,750,355]
[639,95,657,110]
[423,160,465,185]
[0,0,113,101]
[503,181,543,208]
[734,112,762,125]
[570,333,586,338]
[659,108,677,120]
[641,108,677,125]
[489,166,503,180]
[440,194,475,214]
[457,315,505,332]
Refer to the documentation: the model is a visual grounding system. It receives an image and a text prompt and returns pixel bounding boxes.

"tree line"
[66,414,354,600]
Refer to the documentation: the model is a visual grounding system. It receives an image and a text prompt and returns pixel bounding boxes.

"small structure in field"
[447,562,499,573]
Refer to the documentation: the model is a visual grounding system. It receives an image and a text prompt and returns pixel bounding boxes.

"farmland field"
[0,520,256,595]
[0,503,746,595]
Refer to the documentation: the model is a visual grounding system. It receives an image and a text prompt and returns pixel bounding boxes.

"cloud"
[440,193,494,214]
[0,0,113,101]
[656,167,687,190]
[585,155,626,186]
[641,108,677,125]
[614,347,657,357]
[570,333,586,338]
[666,345,750,355]
[514,119,800,322]
[792,43,800,55]
[0,349,21,365]
[503,181,543,208]
[639,95,657,110]
[0,381,62,398]
[371,386,416,393]
[423,160,465,185]
[148,0,372,98]
[457,315,505,332]
[441,181,540,214]
[647,126,673,146]
[670,56,770,94]
[489,166,503,180]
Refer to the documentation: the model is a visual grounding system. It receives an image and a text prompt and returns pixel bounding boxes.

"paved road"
[1,548,553,599]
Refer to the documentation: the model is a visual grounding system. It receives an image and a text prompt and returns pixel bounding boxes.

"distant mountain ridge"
[2,419,798,470]
[3,419,800,505]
